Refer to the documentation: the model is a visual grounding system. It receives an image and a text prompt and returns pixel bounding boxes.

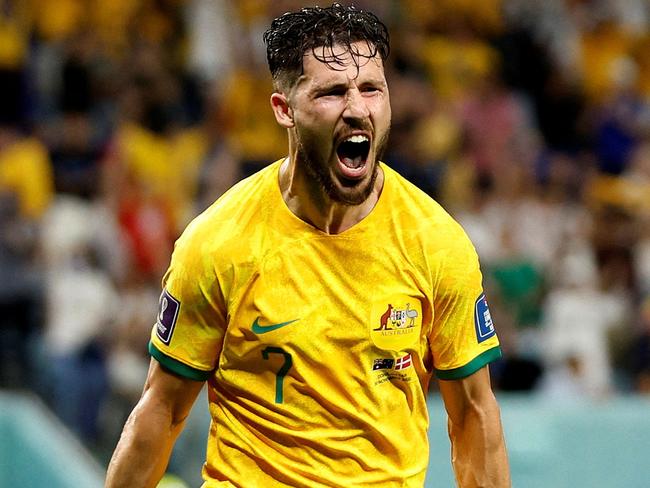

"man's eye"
[320,90,345,97]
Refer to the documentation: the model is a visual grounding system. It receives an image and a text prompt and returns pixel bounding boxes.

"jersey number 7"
[261,346,293,403]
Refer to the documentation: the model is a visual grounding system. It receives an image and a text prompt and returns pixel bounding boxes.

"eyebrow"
[309,77,386,95]
[311,81,349,95]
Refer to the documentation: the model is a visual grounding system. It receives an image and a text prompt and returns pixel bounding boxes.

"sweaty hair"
[263,3,390,90]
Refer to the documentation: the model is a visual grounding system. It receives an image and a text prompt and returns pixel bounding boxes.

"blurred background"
[1,0,650,486]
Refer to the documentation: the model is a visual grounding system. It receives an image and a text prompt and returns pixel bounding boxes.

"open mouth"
[336,134,371,179]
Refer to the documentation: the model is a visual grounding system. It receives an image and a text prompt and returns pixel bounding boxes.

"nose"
[343,88,370,122]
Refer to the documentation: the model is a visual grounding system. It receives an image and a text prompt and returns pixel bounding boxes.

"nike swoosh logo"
[251,317,300,334]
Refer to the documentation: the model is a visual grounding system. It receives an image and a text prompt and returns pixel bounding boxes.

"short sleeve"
[149,224,227,381]
[428,228,501,380]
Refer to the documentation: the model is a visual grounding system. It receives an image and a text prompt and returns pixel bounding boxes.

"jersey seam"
[435,346,502,380]
[149,341,212,381]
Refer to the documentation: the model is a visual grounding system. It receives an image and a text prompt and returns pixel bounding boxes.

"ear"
[270,92,294,128]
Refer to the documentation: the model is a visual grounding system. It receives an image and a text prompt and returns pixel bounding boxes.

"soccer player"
[105,4,510,487]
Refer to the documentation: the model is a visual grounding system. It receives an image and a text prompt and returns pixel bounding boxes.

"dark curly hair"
[263,3,390,90]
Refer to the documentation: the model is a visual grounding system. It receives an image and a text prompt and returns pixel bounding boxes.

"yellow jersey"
[149,160,501,487]
[0,137,53,219]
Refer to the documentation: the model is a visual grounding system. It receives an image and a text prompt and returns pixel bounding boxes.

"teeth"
[344,135,369,143]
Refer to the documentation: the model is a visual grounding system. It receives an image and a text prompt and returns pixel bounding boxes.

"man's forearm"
[448,396,510,487]
[105,395,186,488]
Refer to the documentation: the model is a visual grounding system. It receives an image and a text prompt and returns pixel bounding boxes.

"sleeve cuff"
[148,341,213,381]
[435,346,502,380]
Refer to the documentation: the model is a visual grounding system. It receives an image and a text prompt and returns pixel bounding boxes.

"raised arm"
[105,359,204,488]
[438,366,510,488]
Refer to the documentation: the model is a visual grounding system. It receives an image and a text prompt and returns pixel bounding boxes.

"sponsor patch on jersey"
[370,297,422,351]
[474,293,496,343]
[156,289,180,345]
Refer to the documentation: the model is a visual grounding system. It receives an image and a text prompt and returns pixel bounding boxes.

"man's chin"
[297,143,380,206]
[329,164,378,205]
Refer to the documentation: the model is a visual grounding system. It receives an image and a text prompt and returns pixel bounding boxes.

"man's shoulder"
[210,160,280,212]
[196,160,279,220]
[381,163,475,254]
[382,163,459,226]
[177,161,281,249]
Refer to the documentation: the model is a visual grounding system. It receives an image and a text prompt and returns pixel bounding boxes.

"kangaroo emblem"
[374,304,393,331]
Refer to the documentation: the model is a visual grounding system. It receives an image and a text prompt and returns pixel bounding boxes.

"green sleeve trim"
[435,346,502,380]
[148,342,212,381]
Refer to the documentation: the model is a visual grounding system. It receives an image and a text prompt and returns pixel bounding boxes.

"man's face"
[288,42,391,206]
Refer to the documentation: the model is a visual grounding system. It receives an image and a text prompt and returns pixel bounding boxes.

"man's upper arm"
[437,365,498,424]
[141,358,205,425]
[427,225,502,379]
[104,360,205,487]
[148,219,229,377]
[438,366,511,487]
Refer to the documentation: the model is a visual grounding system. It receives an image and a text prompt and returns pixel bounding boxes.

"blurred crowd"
[2,0,650,464]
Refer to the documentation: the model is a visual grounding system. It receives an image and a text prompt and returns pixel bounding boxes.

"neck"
[278,156,383,235]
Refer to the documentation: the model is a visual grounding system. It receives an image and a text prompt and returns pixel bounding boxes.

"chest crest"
[370,297,422,351]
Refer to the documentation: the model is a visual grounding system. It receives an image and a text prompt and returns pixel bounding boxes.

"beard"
[295,128,390,206]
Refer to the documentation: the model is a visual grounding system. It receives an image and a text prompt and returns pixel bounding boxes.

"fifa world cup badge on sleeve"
[156,289,180,344]
[474,293,496,343]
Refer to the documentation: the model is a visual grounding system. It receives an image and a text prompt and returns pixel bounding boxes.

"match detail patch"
[474,293,496,343]
[156,289,180,345]
[372,353,412,371]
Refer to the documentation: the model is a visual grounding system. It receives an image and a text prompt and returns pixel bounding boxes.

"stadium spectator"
[627,296,650,393]
[540,239,631,398]
[0,123,53,387]
[37,197,120,441]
